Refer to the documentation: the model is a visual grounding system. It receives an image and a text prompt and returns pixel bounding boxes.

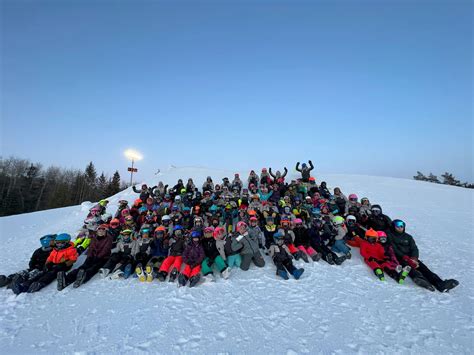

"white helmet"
[162,215,171,221]
[101,213,112,223]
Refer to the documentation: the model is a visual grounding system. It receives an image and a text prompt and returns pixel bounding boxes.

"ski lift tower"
[124,149,143,186]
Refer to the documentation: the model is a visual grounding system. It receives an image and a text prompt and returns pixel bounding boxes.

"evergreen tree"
[106,171,121,196]
[413,171,427,181]
[98,172,108,196]
[441,172,461,186]
[427,173,440,184]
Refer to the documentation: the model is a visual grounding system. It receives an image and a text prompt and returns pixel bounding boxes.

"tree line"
[413,171,474,189]
[0,157,128,217]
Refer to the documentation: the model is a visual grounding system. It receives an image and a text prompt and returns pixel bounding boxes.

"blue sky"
[1,0,472,182]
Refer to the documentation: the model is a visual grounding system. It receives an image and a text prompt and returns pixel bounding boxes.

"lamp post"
[124,149,143,186]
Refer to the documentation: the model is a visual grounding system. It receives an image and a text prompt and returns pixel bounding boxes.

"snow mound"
[0,166,473,354]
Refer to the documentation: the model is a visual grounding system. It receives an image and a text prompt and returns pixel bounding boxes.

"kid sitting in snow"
[269,231,304,280]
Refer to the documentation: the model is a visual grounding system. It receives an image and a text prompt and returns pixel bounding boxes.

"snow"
[0,166,473,354]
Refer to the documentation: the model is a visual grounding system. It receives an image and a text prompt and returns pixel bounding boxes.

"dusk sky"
[1,0,472,182]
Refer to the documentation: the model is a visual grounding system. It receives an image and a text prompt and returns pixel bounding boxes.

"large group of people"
[0,161,459,293]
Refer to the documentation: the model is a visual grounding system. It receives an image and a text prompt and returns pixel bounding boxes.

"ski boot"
[300,252,309,263]
[413,276,435,291]
[169,268,179,282]
[326,253,335,265]
[345,252,352,260]
[189,274,201,288]
[157,271,167,282]
[203,273,216,283]
[292,268,305,280]
[27,282,44,293]
[221,267,231,280]
[57,271,67,291]
[109,269,123,279]
[0,275,11,288]
[398,265,411,284]
[178,273,188,287]
[99,268,110,278]
[293,251,302,261]
[135,265,146,282]
[145,265,154,282]
[277,269,289,280]
[10,275,26,295]
[334,255,346,265]
[438,279,459,292]
[374,268,385,281]
[73,269,87,288]
[311,252,322,262]
[123,264,133,279]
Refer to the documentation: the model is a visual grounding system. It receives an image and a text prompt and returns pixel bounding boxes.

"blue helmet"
[173,225,183,231]
[191,230,202,239]
[273,231,284,242]
[302,163,307,168]
[40,234,56,248]
[55,233,71,242]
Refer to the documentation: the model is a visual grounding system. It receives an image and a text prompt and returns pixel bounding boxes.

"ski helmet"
[213,227,225,239]
[110,218,120,228]
[55,233,71,249]
[236,221,247,230]
[162,215,171,222]
[371,205,382,215]
[377,231,388,243]
[249,216,258,223]
[97,224,109,231]
[348,194,358,201]
[293,218,303,225]
[346,215,357,224]
[204,227,214,235]
[273,231,285,244]
[40,234,56,248]
[361,197,370,205]
[191,230,202,240]
[332,216,345,226]
[365,228,378,243]
[392,219,406,230]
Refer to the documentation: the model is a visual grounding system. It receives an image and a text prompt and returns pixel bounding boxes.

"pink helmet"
[293,218,303,225]
[213,227,225,239]
[204,226,214,234]
[237,221,247,230]
[348,194,358,201]
[377,231,387,237]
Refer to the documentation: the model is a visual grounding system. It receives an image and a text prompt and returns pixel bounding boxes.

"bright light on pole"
[124,149,143,186]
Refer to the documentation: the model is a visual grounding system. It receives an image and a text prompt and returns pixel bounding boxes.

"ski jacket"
[387,229,419,259]
[46,243,78,265]
[268,244,292,263]
[29,247,52,271]
[149,238,169,257]
[87,235,113,259]
[295,161,314,181]
[202,237,220,260]
[248,225,265,247]
[360,240,387,262]
[169,237,185,256]
[225,234,242,256]
[293,226,310,247]
[232,231,260,255]
[183,242,205,267]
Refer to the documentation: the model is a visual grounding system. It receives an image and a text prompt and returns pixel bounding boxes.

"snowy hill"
[0,166,473,354]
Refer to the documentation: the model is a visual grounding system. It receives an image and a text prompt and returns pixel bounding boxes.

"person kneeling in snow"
[387,219,459,292]
[233,221,265,271]
[57,224,113,290]
[269,232,304,280]
[178,231,205,287]
[359,229,411,283]
[2,234,56,294]
[201,227,230,282]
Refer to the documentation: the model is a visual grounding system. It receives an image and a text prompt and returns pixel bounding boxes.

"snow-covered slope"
[0,166,473,354]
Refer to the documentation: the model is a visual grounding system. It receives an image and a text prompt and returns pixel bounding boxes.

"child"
[100,229,136,279]
[233,221,265,271]
[263,216,278,250]
[248,216,265,249]
[293,219,321,261]
[224,228,242,269]
[331,216,352,259]
[57,224,113,290]
[134,228,155,282]
[278,219,308,262]
[157,225,186,282]
[3,234,56,294]
[144,226,170,282]
[269,232,304,280]
[359,229,410,282]
[179,231,205,287]
[26,233,78,293]
[201,227,230,281]
[344,215,366,248]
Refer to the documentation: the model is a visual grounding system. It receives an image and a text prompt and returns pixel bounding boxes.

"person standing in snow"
[295,160,314,183]
[387,219,459,292]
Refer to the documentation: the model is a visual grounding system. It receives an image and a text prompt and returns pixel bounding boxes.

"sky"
[1,0,472,182]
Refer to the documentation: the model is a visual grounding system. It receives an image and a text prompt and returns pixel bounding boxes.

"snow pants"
[159,255,183,274]
[405,260,444,291]
[181,264,201,278]
[240,252,265,271]
[22,264,72,291]
[227,254,241,268]
[273,257,296,274]
[103,252,134,272]
[332,239,350,254]
[201,256,227,275]
[64,257,107,286]
[297,245,318,257]
[312,244,339,264]
[146,256,165,273]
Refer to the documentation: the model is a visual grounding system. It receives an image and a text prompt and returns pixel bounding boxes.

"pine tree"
[84,162,98,201]
[427,173,440,184]
[413,171,427,181]
[98,172,108,196]
[441,172,461,186]
[106,171,121,196]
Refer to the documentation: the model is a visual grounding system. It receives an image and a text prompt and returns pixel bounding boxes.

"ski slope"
[0,166,473,354]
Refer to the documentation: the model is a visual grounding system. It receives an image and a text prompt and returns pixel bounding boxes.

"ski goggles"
[393,220,405,229]
[371,207,381,214]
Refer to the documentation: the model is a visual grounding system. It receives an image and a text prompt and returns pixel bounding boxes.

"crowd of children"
[0,161,459,293]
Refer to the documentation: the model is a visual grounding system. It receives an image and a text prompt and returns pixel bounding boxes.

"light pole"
[124,149,143,186]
